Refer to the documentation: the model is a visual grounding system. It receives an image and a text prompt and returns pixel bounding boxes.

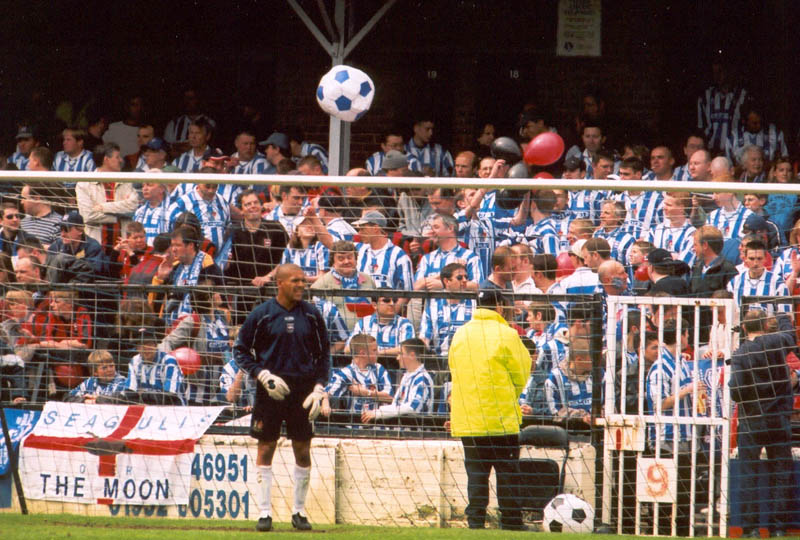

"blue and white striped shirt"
[167,189,231,248]
[53,150,96,172]
[415,245,484,284]
[232,152,269,175]
[728,124,788,162]
[404,139,454,177]
[216,184,243,208]
[357,241,414,290]
[172,148,208,173]
[545,366,593,416]
[314,298,349,344]
[774,246,799,282]
[568,189,606,224]
[67,373,130,400]
[727,268,791,314]
[294,142,329,174]
[218,358,256,408]
[616,191,663,232]
[646,347,692,443]
[523,217,561,255]
[348,314,415,351]
[9,151,28,170]
[325,362,393,412]
[455,210,497,277]
[705,205,753,240]
[133,199,170,246]
[697,85,747,152]
[376,365,434,417]
[593,227,637,264]
[419,298,475,356]
[127,351,186,404]
[281,242,329,277]
[648,222,697,266]
[672,164,691,182]
[327,217,356,242]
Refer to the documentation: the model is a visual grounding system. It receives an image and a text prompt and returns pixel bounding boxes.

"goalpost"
[0,170,798,536]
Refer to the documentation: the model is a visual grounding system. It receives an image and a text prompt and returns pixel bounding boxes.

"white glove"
[302,384,326,421]
[257,370,290,400]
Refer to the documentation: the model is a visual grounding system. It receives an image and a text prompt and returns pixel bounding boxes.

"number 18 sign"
[635,458,677,503]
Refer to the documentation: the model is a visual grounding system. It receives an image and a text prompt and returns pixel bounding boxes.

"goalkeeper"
[234,263,330,532]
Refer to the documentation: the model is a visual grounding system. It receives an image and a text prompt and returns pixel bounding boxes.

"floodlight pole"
[287,0,397,176]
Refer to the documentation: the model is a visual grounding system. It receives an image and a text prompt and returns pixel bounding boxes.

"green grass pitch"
[0,513,651,539]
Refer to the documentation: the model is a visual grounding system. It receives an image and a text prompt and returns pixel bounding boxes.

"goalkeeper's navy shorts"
[251,377,316,442]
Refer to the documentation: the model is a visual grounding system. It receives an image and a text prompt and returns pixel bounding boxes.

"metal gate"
[601,295,739,537]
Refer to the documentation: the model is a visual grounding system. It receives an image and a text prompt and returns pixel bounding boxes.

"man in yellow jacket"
[448,288,531,530]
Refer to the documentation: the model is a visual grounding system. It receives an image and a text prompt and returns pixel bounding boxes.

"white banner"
[556,0,602,57]
[19,403,223,505]
[636,457,677,503]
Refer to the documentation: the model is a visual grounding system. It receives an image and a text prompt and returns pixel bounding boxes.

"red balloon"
[634,264,650,282]
[53,363,87,389]
[556,251,575,279]
[524,132,565,166]
[172,347,202,376]
[534,171,554,179]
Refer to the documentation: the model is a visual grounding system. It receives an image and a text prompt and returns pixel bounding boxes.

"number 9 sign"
[636,458,677,503]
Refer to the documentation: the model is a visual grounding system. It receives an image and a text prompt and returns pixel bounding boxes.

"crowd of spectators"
[0,74,798,445]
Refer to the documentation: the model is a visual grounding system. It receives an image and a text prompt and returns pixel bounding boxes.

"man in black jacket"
[730,310,794,538]
[690,225,737,341]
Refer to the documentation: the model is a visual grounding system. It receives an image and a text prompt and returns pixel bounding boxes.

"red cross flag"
[19,403,223,505]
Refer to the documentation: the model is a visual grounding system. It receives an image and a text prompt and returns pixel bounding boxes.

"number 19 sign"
[635,458,677,503]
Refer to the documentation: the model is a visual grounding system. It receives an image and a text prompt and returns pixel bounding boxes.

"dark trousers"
[461,434,522,529]
[738,414,794,533]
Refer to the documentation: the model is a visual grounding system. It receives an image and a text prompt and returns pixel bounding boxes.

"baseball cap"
[352,211,387,229]
[143,137,169,153]
[15,126,34,140]
[381,150,408,170]
[743,213,769,233]
[570,239,587,259]
[646,248,674,266]
[259,132,289,151]
[60,211,84,228]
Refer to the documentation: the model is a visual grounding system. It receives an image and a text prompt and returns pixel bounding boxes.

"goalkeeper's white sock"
[258,465,272,518]
[292,465,311,515]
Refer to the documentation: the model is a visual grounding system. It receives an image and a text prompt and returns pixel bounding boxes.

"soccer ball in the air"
[543,493,594,533]
[316,65,375,122]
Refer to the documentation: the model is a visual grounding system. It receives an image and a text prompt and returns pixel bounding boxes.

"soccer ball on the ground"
[316,65,375,122]
[543,493,595,533]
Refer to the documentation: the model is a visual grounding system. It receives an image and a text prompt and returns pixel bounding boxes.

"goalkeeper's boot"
[291,513,312,531]
[256,516,272,532]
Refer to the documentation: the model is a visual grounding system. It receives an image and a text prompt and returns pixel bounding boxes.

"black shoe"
[292,513,312,531]
[256,516,272,532]
[467,520,485,529]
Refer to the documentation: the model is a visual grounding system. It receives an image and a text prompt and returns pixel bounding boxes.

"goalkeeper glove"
[257,370,290,400]
[302,384,326,421]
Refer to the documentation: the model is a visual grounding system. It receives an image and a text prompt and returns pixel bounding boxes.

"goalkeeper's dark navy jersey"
[234,298,330,386]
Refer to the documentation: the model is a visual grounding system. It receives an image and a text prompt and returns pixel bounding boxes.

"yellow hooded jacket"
[448,308,531,437]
